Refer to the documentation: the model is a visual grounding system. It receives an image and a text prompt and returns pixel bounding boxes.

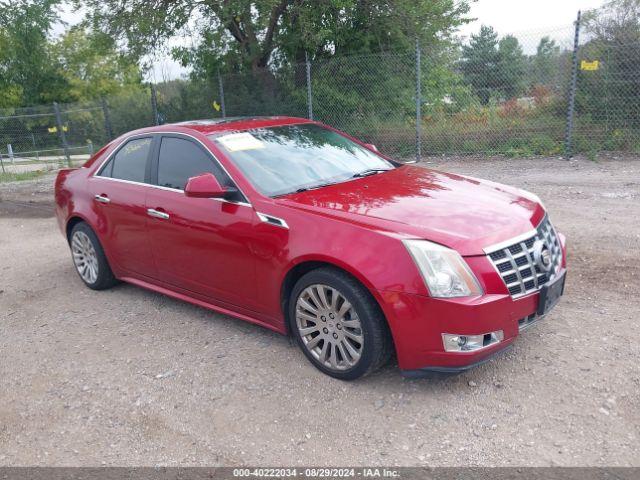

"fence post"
[7,143,14,164]
[30,132,39,162]
[217,69,227,118]
[150,84,160,125]
[305,51,313,120]
[0,151,5,173]
[564,10,581,159]
[415,38,422,163]
[101,97,114,140]
[53,102,71,166]
[87,140,94,157]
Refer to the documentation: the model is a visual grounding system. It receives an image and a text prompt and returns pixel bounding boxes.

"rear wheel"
[289,267,392,380]
[69,222,117,290]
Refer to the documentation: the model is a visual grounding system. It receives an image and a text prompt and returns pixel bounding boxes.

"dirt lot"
[0,155,639,467]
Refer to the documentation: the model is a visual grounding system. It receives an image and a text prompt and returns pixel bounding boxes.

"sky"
[57,0,609,81]
[462,0,606,36]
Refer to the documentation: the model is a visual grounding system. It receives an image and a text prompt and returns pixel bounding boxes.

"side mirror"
[364,143,378,152]
[185,173,232,198]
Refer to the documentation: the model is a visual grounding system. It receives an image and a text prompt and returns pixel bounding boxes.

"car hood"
[276,165,546,256]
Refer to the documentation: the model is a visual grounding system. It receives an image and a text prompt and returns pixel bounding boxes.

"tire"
[288,267,393,380]
[69,222,118,290]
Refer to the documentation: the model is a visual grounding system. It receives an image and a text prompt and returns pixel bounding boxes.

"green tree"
[0,0,69,106]
[0,1,146,108]
[579,0,640,130]
[460,26,527,103]
[0,26,23,107]
[497,35,526,99]
[531,36,561,86]
[53,27,143,101]
[81,0,471,75]
[460,25,501,104]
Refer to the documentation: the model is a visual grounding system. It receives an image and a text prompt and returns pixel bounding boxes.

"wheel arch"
[279,256,388,337]
[65,215,91,243]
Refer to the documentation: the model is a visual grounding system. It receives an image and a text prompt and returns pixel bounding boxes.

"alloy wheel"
[295,284,364,371]
[71,231,99,284]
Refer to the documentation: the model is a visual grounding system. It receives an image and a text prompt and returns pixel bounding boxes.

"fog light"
[442,330,504,352]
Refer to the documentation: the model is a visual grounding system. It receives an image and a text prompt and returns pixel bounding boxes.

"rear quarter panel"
[54,167,88,237]
[55,165,108,244]
[54,138,121,240]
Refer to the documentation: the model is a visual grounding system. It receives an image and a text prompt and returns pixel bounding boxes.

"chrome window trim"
[91,174,252,208]
[91,131,252,207]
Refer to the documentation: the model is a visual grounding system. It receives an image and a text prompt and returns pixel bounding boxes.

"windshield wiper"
[295,181,339,193]
[275,171,390,197]
[351,168,391,178]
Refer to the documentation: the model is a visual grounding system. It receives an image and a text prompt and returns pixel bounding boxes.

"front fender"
[251,201,428,327]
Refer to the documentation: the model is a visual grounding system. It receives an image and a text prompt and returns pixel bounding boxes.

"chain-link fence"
[0,91,154,176]
[1,8,638,179]
[0,100,110,174]
[148,16,640,160]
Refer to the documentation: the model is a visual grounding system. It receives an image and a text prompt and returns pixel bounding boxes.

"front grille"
[487,216,563,298]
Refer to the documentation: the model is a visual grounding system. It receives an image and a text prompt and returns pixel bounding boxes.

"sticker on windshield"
[216,132,265,152]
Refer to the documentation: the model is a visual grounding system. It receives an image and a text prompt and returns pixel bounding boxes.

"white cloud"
[460,0,608,52]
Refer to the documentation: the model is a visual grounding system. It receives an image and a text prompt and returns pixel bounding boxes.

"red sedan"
[54,117,567,380]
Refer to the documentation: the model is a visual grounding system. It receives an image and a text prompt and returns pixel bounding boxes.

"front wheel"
[69,222,118,290]
[289,267,393,380]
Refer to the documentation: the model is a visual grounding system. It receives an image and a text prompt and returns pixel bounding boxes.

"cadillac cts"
[54,116,567,380]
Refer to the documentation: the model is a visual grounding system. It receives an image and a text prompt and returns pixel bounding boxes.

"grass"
[0,170,48,183]
[338,99,640,158]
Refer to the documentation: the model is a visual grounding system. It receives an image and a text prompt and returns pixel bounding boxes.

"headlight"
[403,240,483,298]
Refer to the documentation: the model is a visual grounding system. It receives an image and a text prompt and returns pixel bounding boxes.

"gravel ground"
[0,154,639,467]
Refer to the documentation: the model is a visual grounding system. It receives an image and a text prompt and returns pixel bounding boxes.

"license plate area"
[537,271,566,316]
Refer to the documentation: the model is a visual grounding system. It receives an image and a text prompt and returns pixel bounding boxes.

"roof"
[168,116,313,135]
[82,116,315,170]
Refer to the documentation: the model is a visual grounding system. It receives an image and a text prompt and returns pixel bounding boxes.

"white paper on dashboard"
[217,132,265,152]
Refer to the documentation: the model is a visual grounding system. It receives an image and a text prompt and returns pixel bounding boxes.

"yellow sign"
[47,126,69,133]
[581,60,599,71]
[212,101,221,112]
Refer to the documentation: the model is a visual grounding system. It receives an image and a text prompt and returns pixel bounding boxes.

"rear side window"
[99,137,152,182]
[157,136,227,190]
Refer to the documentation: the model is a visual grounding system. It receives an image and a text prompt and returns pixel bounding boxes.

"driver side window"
[155,136,245,203]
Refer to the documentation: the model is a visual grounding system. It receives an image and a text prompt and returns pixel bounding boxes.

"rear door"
[144,133,258,308]
[88,135,158,278]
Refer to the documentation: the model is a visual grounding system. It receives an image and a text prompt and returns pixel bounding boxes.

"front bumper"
[401,343,514,378]
[377,253,566,375]
[377,288,527,371]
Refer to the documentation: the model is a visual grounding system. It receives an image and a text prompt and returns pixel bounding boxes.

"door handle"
[94,194,110,204]
[147,208,170,220]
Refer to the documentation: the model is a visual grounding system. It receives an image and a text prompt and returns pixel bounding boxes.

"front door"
[89,136,157,278]
[145,134,257,308]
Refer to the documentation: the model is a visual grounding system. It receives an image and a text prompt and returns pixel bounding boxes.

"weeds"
[0,170,47,182]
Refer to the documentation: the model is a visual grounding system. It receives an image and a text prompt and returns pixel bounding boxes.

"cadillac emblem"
[533,239,552,272]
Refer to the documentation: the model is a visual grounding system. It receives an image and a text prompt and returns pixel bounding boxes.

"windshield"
[209,124,394,197]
